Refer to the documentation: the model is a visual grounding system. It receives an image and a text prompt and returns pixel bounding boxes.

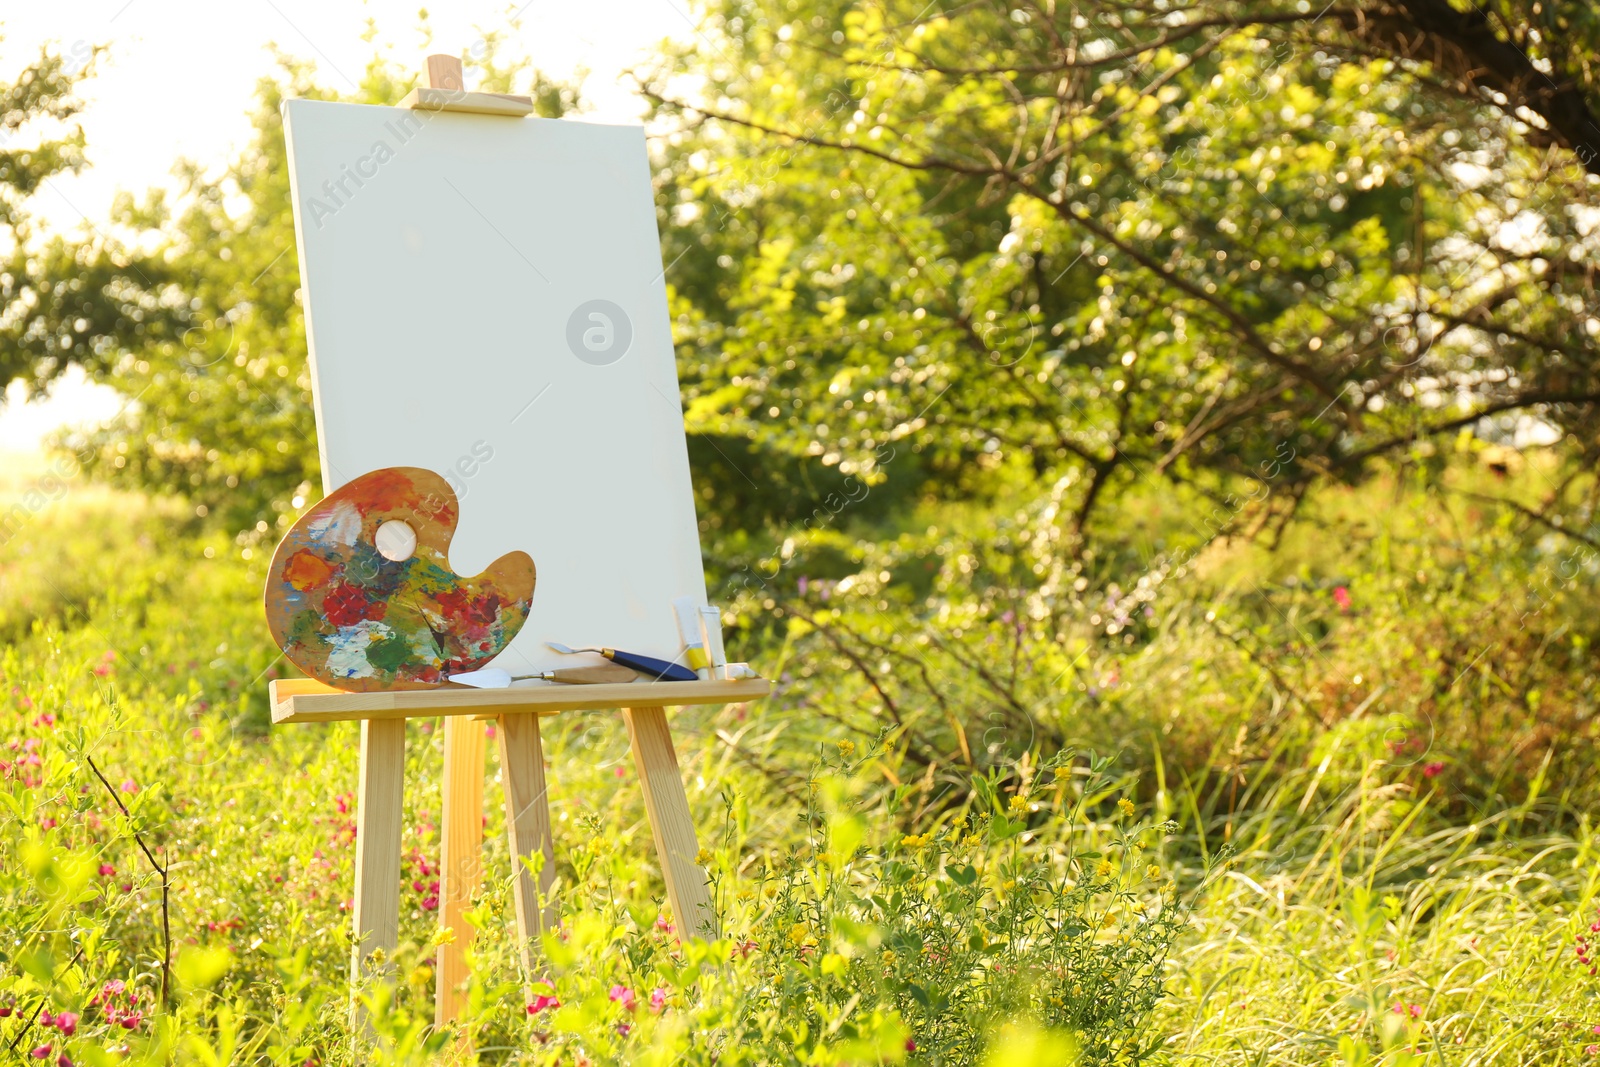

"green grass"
[1162,734,1600,1065]
[2,463,1599,1064]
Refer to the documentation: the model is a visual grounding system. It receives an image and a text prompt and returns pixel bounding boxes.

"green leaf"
[947,863,979,886]
[176,945,233,990]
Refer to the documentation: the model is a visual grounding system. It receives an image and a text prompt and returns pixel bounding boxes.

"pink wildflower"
[527,994,560,1013]
[1332,586,1352,611]
[98,863,115,877]
[120,780,139,794]
[609,985,637,1012]
[53,1012,77,1036]
[649,986,668,1013]
[1423,761,1445,778]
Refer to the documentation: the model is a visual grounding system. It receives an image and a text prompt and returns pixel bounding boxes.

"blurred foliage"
[637,0,1600,555]
[710,450,1600,826]
[2,3,1598,573]
[0,43,189,389]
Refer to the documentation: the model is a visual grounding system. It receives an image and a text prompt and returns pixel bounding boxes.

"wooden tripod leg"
[497,713,556,985]
[623,706,718,941]
[351,718,406,1022]
[436,717,485,1032]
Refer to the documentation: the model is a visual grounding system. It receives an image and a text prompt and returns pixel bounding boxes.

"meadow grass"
[1,467,1597,1064]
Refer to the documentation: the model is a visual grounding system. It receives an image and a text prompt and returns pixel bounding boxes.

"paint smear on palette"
[264,466,535,691]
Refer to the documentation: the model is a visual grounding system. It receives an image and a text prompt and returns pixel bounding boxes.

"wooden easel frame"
[271,676,769,1031]
[271,53,769,1047]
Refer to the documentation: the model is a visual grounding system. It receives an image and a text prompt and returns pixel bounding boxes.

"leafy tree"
[638,0,1600,563]
[0,44,185,391]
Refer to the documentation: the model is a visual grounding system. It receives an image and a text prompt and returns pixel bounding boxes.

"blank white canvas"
[283,98,707,677]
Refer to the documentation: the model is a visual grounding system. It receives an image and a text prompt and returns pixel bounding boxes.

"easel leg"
[436,717,485,1039]
[497,713,556,986]
[351,718,406,1027]
[623,706,719,941]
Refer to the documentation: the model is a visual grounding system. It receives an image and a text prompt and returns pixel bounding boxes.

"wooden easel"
[270,54,769,1051]
[268,676,768,1027]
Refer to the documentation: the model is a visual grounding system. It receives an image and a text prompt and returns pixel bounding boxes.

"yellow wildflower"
[1094,858,1115,879]
[1146,864,1161,880]
[1008,794,1028,814]
[1117,798,1135,818]
[787,922,812,947]
[695,847,711,866]
[1102,909,1118,929]
[837,739,856,757]
[431,926,457,947]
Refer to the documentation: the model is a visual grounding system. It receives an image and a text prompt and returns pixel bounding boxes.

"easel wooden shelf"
[269,676,771,723]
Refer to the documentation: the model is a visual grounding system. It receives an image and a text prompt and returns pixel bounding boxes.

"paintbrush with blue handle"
[546,641,699,682]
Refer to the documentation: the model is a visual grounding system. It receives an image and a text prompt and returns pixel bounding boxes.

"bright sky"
[0,0,697,450]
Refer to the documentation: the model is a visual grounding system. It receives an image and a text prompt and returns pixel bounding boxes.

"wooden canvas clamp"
[400,54,536,117]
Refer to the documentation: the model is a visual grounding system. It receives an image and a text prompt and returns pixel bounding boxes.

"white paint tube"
[673,595,712,679]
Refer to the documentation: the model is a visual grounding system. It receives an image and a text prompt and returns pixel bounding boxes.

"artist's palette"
[264,467,535,691]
